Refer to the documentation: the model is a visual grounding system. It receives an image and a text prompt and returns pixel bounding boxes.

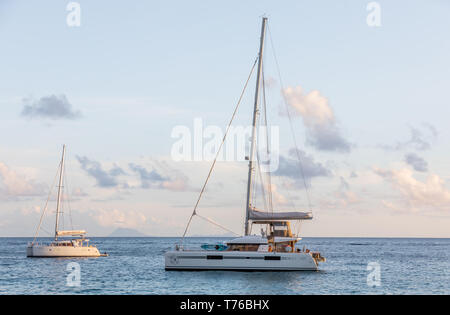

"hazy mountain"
[108,228,148,237]
[189,232,235,237]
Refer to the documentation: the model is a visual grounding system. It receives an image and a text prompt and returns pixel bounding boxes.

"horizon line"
[2,236,449,239]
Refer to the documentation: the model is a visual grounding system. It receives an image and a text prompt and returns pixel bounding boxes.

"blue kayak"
[201,243,228,251]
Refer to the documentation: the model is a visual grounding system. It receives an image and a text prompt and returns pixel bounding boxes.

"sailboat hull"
[27,245,101,257]
[165,250,318,271]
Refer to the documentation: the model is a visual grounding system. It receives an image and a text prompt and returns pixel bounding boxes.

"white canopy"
[56,230,86,236]
[249,209,313,221]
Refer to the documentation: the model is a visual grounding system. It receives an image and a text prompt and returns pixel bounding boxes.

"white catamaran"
[27,145,107,258]
[165,17,325,271]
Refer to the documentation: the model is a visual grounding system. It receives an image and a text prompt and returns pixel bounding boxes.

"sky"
[0,0,449,237]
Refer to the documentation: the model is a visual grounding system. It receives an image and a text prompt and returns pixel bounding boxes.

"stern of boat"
[311,251,326,265]
[165,250,179,269]
[26,245,33,257]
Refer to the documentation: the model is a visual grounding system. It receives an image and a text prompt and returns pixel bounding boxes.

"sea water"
[0,237,448,294]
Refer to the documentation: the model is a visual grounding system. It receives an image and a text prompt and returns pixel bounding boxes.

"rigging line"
[61,182,65,231]
[180,57,258,241]
[32,162,60,244]
[294,221,303,238]
[270,168,298,214]
[253,123,271,213]
[249,58,274,217]
[261,65,274,213]
[254,102,270,213]
[267,22,313,212]
[255,150,269,213]
[262,46,296,215]
[251,108,262,208]
[62,200,64,231]
[195,213,240,236]
[63,161,74,230]
[283,176,298,210]
[40,226,52,236]
[250,94,262,209]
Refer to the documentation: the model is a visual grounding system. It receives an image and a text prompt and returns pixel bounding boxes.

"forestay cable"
[32,163,60,244]
[181,57,258,242]
[196,213,240,236]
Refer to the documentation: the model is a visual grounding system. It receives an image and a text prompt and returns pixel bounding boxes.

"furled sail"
[56,230,86,236]
[248,209,313,221]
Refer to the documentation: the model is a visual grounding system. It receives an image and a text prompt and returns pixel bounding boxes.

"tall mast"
[245,17,267,235]
[54,144,66,241]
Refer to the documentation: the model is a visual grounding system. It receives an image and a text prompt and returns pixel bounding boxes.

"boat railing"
[28,241,53,247]
[174,245,206,252]
[28,240,89,247]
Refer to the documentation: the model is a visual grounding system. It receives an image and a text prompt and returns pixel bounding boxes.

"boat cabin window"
[274,242,294,252]
[227,244,259,251]
[269,221,293,238]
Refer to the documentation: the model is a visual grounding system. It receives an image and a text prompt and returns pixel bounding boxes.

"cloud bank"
[77,157,190,192]
[0,162,45,198]
[274,149,330,187]
[90,208,147,229]
[129,163,190,192]
[76,156,124,188]
[381,124,437,152]
[374,167,450,212]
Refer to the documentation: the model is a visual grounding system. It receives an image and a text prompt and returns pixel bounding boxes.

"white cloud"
[336,190,359,206]
[72,187,88,197]
[374,168,450,212]
[381,200,405,213]
[161,176,189,192]
[0,162,45,198]
[90,208,147,229]
[319,176,360,210]
[20,205,42,216]
[282,86,350,152]
[263,183,288,207]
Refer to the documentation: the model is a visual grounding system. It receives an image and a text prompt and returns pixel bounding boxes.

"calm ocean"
[0,237,448,294]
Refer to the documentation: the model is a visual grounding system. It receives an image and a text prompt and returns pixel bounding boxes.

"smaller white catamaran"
[27,145,107,258]
[165,17,325,271]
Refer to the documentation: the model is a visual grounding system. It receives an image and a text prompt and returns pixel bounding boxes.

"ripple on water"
[0,237,448,294]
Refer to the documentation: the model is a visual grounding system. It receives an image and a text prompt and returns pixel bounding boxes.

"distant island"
[189,233,235,237]
[108,228,148,237]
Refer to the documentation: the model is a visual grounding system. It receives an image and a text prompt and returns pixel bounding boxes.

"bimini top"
[248,209,313,221]
[226,235,302,245]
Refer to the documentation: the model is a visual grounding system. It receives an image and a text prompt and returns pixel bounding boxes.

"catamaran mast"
[54,144,66,241]
[245,17,267,236]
